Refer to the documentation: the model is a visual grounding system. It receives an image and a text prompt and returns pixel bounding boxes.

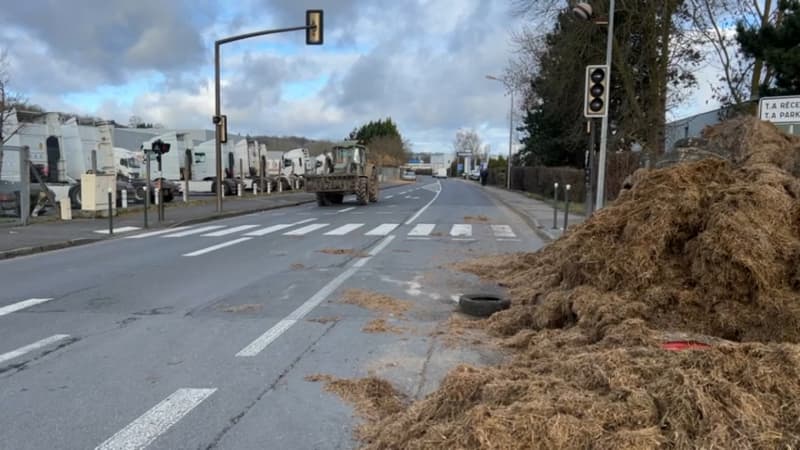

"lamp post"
[574,0,615,209]
[486,75,514,190]
[212,11,323,212]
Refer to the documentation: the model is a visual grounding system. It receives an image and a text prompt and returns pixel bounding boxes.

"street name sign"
[759,96,800,123]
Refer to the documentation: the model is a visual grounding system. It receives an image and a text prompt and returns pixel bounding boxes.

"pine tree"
[738,0,800,96]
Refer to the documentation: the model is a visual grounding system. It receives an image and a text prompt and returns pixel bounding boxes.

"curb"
[0,238,102,261]
[467,180,561,243]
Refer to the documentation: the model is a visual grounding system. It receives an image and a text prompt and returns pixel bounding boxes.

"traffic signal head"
[306,10,323,45]
[584,65,609,118]
[160,142,171,154]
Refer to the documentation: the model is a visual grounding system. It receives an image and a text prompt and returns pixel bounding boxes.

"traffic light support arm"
[213,23,319,212]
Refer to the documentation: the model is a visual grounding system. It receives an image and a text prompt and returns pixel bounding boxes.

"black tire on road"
[316,192,329,206]
[369,172,379,202]
[328,193,344,204]
[355,177,369,205]
[459,294,511,318]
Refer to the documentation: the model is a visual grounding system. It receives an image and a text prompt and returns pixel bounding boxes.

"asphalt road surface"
[0,176,545,450]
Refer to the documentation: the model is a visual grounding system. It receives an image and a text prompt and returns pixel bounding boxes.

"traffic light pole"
[213,21,319,213]
[595,0,615,209]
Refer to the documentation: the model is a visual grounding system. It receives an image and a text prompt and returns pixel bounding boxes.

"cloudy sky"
[0,0,714,155]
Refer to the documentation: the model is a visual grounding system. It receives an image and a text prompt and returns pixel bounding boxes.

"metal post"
[278,179,283,193]
[154,188,160,206]
[239,158,244,195]
[564,184,571,230]
[108,189,113,235]
[144,151,151,228]
[552,182,559,229]
[122,188,128,209]
[507,90,513,190]
[253,183,258,195]
[20,147,30,226]
[596,0,615,210]
[267,179,272,194]
[237,181,242,197]
[184,151,190,202]
[159,187,165,221]
[214,42,223,213]
[143,186,149,228]
[91,150,97,172]
[586,119,596,215]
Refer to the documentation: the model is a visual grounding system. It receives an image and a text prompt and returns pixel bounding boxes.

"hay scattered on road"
[307,316,341,324]
[363,318,405,334]
[318,248,369,257]
[353,118,800,449]
[464,215,490,223]
[290,263,306,270]
[216,304,263,313]
[340,289,411,316]
[305,374,407,424]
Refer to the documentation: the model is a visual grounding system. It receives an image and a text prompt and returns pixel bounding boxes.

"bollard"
[278,179,283,193]
[221,183,226,199]
[143,186,149,229]
[253,184,258,195]
[60,198,72,221]
[154,188,160,205]
[121,189,128,209]
[564,184,572,231]
[552,182,559,229]
[158,187,164,222]
[267,180,272,195]
[183,187,188,203]
[107,189,114,235]
[237,182,242,197]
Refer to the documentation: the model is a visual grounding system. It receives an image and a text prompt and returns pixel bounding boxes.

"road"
[0,176,545,450]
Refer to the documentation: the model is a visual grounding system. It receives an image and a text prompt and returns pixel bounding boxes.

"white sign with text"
[759,96,800,123]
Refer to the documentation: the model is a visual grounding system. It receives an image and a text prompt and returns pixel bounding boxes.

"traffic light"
[213,115,228,143]
[306,10,323,45]
[160,142,171,154]
[584,65,609,118]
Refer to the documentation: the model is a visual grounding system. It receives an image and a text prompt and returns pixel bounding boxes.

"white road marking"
[201,225,259,237]
[0,298,54,317]
[406,237,431,240]
[95,388,216,450]
[452,238,476,242]
[284,223,329,236]
[163,225,224,238]
[0,334,70,365]
[94,226,140,235]
[405,181,442,225]
[497,238,522,242]
[245,219,316,237]
[491,224,516,238]
[183,237,252,257]
[338,207,356,213]
[385,195,394,199]
[125,227,192,239]
[365,223,399,236]
[450,224,472,237]
[404,196,412,199]
[408,223,435,236]
[411,196,420,200]
[237,235,396,357]
[324,223,364,236]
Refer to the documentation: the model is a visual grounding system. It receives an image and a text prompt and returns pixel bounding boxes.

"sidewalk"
[0,181,411,260]
[476,181,585,242]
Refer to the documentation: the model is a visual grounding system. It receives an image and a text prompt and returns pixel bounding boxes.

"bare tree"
[684,0,777,107]
[453,128,483,156]
[0,49,24,179]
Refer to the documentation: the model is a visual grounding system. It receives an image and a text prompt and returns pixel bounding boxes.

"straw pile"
[355,118,800,448]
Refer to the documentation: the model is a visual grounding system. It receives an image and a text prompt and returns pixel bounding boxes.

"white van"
[434,168,448,179]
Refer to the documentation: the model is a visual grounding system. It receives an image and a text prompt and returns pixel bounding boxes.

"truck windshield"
[335,148,355,163]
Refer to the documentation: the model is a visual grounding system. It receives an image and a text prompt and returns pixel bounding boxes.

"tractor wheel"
[316,192,329,207]
[328,193,344,204]
[369,172,379,202]
[355,178,369,205]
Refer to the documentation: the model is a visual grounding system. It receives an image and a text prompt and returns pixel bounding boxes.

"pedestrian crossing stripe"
[124,222,518,240]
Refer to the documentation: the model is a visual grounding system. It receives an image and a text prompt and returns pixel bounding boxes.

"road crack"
[202,321,340,450]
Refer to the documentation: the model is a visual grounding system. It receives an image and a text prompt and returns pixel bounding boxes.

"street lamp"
[486,75,514,190]
[213,10,323,212]
[574,1,614,210]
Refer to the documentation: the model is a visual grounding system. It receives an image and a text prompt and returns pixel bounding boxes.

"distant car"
[433,168,448,179]
[401,170,417,181]
[468,169,481,181]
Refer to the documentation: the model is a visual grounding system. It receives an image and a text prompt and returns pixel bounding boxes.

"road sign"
[457,163,464,173]
[759,95,800,123]
[456,152,472,157]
